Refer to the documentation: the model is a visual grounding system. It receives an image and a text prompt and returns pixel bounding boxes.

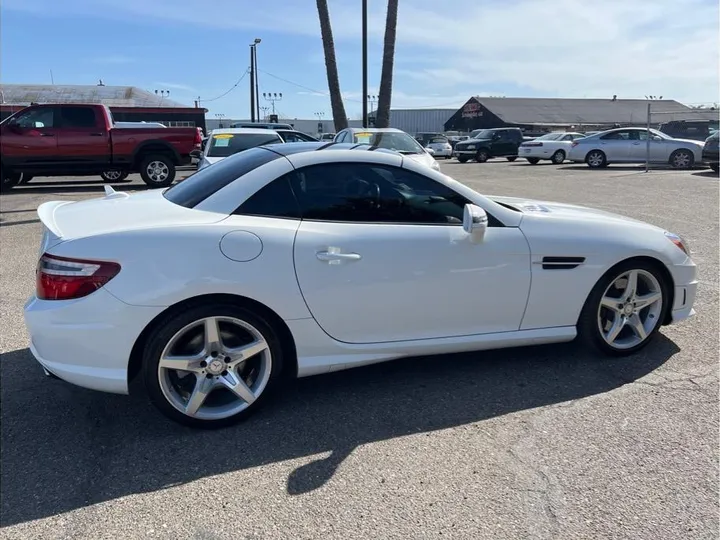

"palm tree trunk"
[374,0,399,128]
[316,0,348,131]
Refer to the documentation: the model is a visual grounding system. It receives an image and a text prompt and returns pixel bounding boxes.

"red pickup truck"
[0,103,202,191]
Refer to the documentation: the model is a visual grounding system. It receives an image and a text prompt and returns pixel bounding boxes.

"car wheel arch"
[127,293,298,388]
[576,255,676,328]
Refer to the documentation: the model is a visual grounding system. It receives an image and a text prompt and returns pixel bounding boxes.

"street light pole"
[362,0,368,128]
[249,38,262,122]
[254,43,261,121]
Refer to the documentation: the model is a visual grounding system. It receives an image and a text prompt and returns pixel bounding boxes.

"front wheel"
[100,170,129,182]
[143,303,286,428]
[577,261,669,356]
[139,154,176,188]
[669,149,694,169]
[457,155,469,163]
[506,156,517,162]
[586,150,607,168]
[551,150,566,164]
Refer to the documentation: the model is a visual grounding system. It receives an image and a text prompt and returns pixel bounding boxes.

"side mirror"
[462,204,488,243]
[426,147,436,156]
[652,135,662,141]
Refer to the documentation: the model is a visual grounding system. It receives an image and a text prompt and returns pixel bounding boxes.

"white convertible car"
[24,142,697,428]
[519,132,585,164]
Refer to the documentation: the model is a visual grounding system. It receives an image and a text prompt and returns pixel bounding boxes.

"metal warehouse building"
[444,97,717,134]
[0,84,207,131]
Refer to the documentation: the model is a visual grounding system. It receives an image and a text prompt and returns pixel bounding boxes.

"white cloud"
[154,82,197,92]
[5,0,719,105]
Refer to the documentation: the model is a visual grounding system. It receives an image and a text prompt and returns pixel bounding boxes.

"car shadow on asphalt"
[0,337,679,526]
[692,170,719,178]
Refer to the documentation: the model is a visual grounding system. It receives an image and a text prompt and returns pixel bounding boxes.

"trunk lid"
[36,188,226,244]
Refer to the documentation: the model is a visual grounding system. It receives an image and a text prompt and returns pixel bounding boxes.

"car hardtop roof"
[258,141,401,157]
[210,127,284,136]
[347,127,404,133]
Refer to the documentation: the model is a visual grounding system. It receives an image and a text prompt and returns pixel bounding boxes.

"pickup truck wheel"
[140,155,176,188]
[457,156,469,163]
[19,174,34,185]
[476,150,489,163]
[0,165,21,192]
[100,170,129,182]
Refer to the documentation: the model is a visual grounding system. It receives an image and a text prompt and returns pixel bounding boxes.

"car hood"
[37,189,226,244]
[404,151,437,168]
[457,138,491,147]
[488,195,654,228]
[671,138,705,148]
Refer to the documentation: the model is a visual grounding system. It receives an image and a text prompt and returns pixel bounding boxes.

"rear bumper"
[24,288,164,394]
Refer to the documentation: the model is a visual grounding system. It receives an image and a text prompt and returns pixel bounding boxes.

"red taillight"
[524,142,543,147]
[194,128,203,146]
[36,254,121,301]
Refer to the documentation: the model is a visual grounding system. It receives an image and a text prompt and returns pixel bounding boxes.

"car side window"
[335,131,347,143]
[233,173,301,219]
[14,107,56,129]
[601,130,630,140]
[287,162,501,226]
[60,107,97,128]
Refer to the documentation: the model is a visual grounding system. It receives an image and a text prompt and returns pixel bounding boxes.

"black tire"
[457,156,469,163]
[526,157,540,165]
[139,154,176,188]
[143,302,287,429]
[669,149,694,169]
[476,149,489,163]
[100,170,129,182]
[710,163,719,173]
[18,174,33,185]
[585,150,607,169]
[0,164,21,192]
[551,150,566,164]
[506,156,517,162]
[576,259,670,356]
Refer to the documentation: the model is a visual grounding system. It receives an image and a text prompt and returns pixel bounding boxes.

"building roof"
[472,97,712,125]
[0,84,190,108]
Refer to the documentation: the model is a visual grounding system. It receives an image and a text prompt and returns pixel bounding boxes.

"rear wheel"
[526,157,540,165]
[476,149,489,163]
[551,150,566,164]
[18,174,33,185]
[139,154,176,188]
[577,260,669,356]
[710,163,719,173]
[143,303,285,428]
[586,150,607,168]
[506,156,517,162]
[669,149,694,169]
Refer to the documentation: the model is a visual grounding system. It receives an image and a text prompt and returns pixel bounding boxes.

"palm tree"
[374,0,399,128]
[316,0,348,131]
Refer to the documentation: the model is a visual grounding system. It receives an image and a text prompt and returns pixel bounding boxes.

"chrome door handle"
[316,250,362,263]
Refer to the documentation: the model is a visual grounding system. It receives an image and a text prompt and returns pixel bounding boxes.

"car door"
[290,162,532,344]
[492,130,514,156]
[598,130,632,161]
[0,106,60,169]
[55,106,111,168]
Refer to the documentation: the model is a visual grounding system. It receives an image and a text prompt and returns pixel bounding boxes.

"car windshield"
[207,133,282,157]
[534,133,564,141]
[352,131,426,154]
[471,130,496,139]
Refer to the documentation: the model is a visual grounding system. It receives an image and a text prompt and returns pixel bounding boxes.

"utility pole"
[249,38,261,121]
[263,92,283,115]
[362,0,368,128]
[645,102,651,173]
[254,42,261,121]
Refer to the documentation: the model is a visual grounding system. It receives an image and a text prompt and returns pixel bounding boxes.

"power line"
[258,69,364,103]
[201,69,250,103]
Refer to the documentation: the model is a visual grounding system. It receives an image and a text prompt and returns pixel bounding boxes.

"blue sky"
[2,0,718,120]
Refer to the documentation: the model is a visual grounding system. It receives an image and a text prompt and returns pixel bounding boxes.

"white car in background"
[24,142,696,428]
[198,128,283,170]
[334,127,441,171]
[425,135,453,159]
[519,132,585,164]
[568,127,705,169]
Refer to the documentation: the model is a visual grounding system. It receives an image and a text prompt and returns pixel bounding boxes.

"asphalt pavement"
[1,160,718,539]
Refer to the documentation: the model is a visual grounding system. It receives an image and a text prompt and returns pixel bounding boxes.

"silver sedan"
[567,127,704,169]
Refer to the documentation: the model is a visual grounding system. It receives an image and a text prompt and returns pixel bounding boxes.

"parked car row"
[447,125,717,170]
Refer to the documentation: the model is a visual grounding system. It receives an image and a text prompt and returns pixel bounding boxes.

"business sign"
[461,102,484,119]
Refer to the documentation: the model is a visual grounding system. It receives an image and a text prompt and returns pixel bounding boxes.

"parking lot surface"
[1,161,718,539]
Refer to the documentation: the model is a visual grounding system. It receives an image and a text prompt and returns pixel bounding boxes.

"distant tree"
[316,0,348,131]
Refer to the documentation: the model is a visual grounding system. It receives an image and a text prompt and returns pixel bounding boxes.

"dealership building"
[0,84,207,131]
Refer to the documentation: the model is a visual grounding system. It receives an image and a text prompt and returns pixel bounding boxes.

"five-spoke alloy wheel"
[578,261,669,355]
[143,304,284,428]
